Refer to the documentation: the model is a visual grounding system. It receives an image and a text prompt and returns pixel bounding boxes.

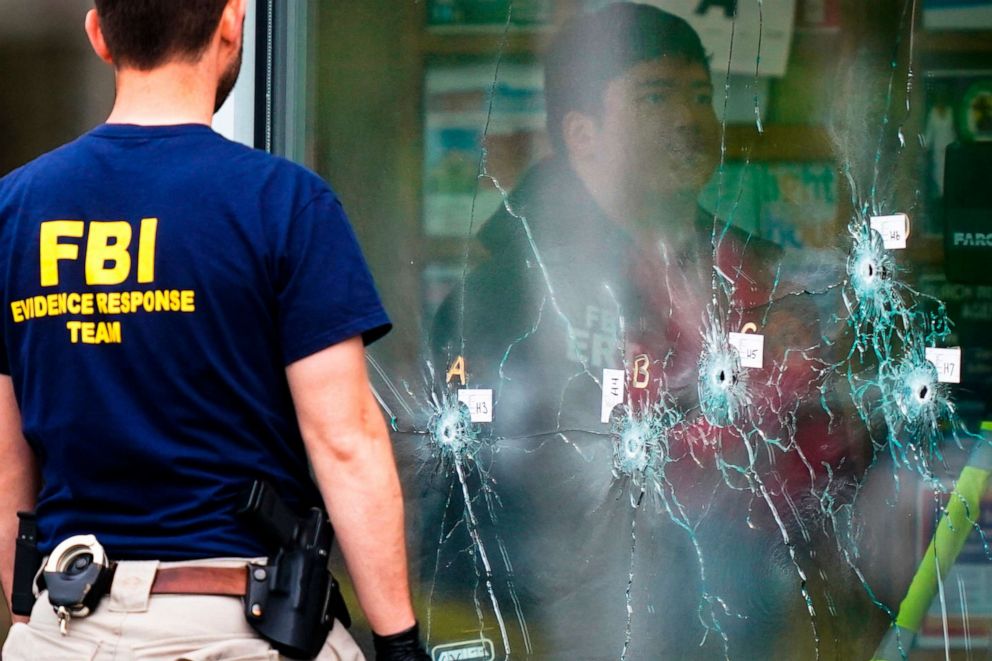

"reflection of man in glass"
[431,3,870,659]
[543,3,718,250]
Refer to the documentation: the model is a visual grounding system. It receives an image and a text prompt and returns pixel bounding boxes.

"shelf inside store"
[723,125,833,162]
[421,25,553,56]
[917,30,992,53]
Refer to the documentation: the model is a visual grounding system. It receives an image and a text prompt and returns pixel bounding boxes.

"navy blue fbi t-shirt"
[0,124,391,559]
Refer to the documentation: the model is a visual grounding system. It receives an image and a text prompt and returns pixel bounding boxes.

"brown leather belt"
[147,566,249,597]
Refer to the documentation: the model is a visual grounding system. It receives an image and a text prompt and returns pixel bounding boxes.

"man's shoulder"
[178,130,315,182]
[0,134,91,194]
[430,254,538,356]
[219,140,338,212]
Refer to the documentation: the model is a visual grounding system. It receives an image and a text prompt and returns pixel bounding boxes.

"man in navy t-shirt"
[0,1,427,659]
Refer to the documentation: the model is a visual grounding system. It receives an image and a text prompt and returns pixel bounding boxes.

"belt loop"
[107,560,159,613]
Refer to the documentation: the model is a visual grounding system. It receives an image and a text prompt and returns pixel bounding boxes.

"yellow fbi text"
[40,219,158,286]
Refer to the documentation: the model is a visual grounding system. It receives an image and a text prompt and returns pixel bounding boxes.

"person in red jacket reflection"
[430,3,872,659]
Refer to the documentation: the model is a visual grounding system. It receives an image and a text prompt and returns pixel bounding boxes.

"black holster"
[239,481,350,659]
[11,511,41,616]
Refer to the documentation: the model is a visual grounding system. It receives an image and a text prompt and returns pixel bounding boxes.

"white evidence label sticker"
[926,347,962,384]
[457,389,493,423]
[601,368,626,423]
[728,332,765,369]
[870,214,910,250]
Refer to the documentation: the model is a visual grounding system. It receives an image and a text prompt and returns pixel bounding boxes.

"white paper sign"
[458,389,493,423]
[631,0,797,77]
[601,369,626,423]
[870,214,910,250]
[926,347,962,384]
[728,332,765,369]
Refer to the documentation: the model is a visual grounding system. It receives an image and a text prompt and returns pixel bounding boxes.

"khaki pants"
[1,558,365,661]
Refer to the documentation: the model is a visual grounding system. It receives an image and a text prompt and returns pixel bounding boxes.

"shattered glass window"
[301,1,992,658]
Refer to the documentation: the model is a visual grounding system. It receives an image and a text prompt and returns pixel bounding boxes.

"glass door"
[272,2,992,658]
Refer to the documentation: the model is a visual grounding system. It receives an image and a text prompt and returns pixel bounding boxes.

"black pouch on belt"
[239,480,351,659]
[11,511,41,616]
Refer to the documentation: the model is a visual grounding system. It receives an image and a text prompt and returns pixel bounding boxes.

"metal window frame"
[253,0,314,164]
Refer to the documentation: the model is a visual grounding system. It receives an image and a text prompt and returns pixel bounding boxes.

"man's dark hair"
[93,0,229,70]
[544,2,710,153]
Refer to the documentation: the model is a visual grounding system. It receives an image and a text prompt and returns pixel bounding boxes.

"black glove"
[372,622,431,661]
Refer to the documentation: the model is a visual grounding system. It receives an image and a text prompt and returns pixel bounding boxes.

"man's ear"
[218,0,247,46]
[562,110,598,162]
[84,9,114,65]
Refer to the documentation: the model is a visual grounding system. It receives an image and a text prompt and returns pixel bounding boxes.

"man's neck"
[106,62,216,127]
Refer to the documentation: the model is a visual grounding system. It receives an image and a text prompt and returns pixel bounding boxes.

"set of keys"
[55,605,73,636]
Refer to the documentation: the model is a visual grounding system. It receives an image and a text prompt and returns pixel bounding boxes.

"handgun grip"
[239,481,298,549]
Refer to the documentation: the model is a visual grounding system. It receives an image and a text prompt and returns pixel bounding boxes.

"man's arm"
[0,375,39,624]
[286,336,416,636]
